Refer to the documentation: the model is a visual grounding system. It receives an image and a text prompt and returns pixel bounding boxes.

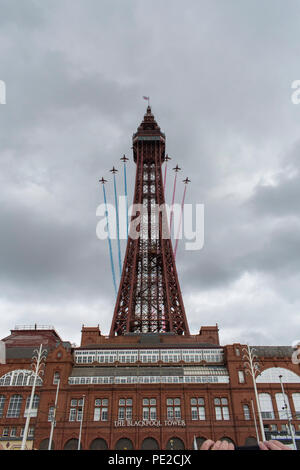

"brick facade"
[0,326,299,450]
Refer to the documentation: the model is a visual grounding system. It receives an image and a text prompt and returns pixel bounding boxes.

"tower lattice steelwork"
[109,107,190,337]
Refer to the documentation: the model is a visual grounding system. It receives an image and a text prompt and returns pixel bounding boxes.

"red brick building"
[0,324,299,450]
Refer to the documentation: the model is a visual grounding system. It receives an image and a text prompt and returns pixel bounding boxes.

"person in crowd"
[200,439,292,450]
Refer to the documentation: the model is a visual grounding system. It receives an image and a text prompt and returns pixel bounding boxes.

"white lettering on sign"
[114,419,186,428]
[164,419,186,427]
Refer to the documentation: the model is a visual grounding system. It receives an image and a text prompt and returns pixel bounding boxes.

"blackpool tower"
[110,106,190,337]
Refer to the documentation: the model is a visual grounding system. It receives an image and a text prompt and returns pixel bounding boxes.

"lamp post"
[242,345,266,442]
[78,395,85,450]
[48,378,60,450]
[251,399,259,443]
[21,344,47,450]
[278,375,297,450]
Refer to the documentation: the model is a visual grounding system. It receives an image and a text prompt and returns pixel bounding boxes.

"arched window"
[244,437,258,447]
[39,438,54,450]
[194,437,207,450]
[259,393,275,419]
[64,438,81,450]
[16,373,24,386]
[4,376,10,386]
[220,437,235,446]
[89,438,108,450]
[166,437,185,450]
[0,370,43,387]
[115,438,134,450]
[7,394,23,418]
[256,367,300,384]
[141,438,159,450]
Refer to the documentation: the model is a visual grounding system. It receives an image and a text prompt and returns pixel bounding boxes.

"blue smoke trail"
[102,184,118,295]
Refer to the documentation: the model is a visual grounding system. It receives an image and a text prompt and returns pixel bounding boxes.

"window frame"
[6,394,23,419]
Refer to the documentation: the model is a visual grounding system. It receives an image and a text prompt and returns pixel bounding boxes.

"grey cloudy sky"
[0,0,300,346]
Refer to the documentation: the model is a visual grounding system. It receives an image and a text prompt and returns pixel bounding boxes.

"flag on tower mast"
[143,96,150,105]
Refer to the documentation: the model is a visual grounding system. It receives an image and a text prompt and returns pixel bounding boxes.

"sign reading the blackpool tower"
[114,419,186,428]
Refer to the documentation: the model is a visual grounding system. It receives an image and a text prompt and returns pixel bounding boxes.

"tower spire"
[109,108,190,337]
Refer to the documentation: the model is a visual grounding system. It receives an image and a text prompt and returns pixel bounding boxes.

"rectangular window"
[214,397,230,421]
[77,408,83,422]
[198,406,206,420]
[292,394,300,419]
[94,407,101,421]
[150,407,156,420]
[101,407,108,421]
[7,395,23,418]
[0,396,5,418]
[53,372,60,385]
[143,398,157,421]
[223,406,230,420]
[69,408,77,422]
[190,398,206,421]
[167,398,181,420]
[2,427,9,437]
[275,393,291,420]
[191,407,198,420]
[94,399,108,422]
[243,404,250,420]
[24,395,39,417]
[118,407,125,420]
[69,398,84,422]
[238,371,245,383]
[215,406,222,420]
[48,406,55,422]
[143,407,149,420]
[118,398,132,421]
